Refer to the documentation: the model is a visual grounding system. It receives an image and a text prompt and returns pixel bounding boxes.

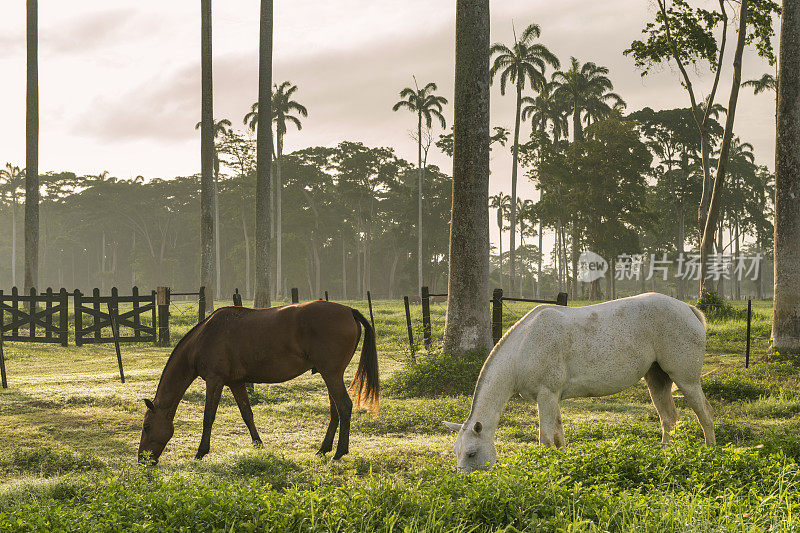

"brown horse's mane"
[154,313,213,395]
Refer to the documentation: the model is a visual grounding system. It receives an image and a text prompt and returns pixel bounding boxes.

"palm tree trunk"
[509,82,522,293]
[498,220,503,290]
[200,0,215,310]
[253,0,273,308]
[341,233,347,300]
[537,189,543,298]
[214,164,221,298]
[772,0,800,354]
[417,111,423,292]
[572,97,583,142]
[24,0,39,291]
[241,208,251,299]
[443,0,492,356]
[101,231,106,292]
[276,140,283,298]
[11,197,17,287]
[131,229,136,286]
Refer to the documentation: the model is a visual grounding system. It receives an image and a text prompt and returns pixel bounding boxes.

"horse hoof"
[332,451,348,461]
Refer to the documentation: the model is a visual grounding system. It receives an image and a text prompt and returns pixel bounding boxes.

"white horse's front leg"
[537,389,559,447]
[554,410,565,448]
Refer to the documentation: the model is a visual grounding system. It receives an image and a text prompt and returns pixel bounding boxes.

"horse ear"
[443,421,462,432]
[144,399,155,411]
[473,422,482,434]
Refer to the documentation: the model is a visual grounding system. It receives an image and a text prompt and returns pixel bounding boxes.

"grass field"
[1,297,799,531]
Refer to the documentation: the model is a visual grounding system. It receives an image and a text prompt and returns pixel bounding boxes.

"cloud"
[0,8,158,58]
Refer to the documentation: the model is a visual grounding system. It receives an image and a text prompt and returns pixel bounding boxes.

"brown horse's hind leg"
[230,383,263,447]
[316,390,339,456]
[322,373,352,460]
[196,377,224,460]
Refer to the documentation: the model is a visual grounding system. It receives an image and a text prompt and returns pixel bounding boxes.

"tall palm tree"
[773,0,800,354]
[0,164,22,286]
[490,22,559,293]
[444,0,492,356]
[271,82,307,298]
[199,0,215,309]
[392,80,447,291]
[253,0,273,308]
[489,192,511,289]
[552,58,617,142]
[25,0,39,290]
[195,118,231,297]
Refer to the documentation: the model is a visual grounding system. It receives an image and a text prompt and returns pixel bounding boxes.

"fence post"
[366,290,376,332]
[198,286,206,323]
[109,287,125,383]
[556,292,569,306]
[11,287,18,338]
[93,288,101,341]
[324,290,329,301]
[45,287,53,341]
[0,326,6,388]
[421,286,431,350]
[29,287,36,339]
[157,286,170,346]
[59,288,68,347]
[745,299,752,369]
[74,290,83,347]
[492,288,503,346]
[291,287,299,303]
[404,295,416,361]
[132,286,141,341]
[233,288,242,307]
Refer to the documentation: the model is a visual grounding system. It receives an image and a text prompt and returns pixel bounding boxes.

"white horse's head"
[443,420,496,473]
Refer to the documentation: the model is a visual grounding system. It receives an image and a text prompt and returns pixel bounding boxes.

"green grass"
[1,297,798,530]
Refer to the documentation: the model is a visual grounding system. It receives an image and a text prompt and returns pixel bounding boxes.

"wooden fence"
[404,287,570,354]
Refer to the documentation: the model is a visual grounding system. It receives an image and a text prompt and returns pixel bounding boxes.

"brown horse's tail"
[349,308,379,414]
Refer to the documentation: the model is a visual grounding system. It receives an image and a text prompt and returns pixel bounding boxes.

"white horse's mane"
[469,304,561,415]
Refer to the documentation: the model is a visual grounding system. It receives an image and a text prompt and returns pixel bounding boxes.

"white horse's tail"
[689,305,706,329]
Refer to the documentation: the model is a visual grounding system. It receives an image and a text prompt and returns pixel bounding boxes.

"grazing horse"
[138,301,378,464]
[444,293,714,473]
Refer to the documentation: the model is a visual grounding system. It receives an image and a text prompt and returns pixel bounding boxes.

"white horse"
[444,292,714,473]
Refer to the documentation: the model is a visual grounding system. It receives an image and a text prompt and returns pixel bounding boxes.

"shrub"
[695,290,747,321]
[384,350,486,397]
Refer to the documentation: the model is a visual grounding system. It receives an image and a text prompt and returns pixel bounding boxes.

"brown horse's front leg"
[230,382,262,446]
[316,390,339,456]
[196,378,224,460]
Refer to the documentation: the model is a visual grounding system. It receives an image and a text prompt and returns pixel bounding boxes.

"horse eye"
[467,451,477,458]
[143,424,151,432]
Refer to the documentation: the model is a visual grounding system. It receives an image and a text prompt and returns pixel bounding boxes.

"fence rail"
[408,287,570,352]
[0,287,69,346]
[74,287,156,346]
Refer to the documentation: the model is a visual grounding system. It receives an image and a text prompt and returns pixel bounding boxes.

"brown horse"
[138,300,378,464]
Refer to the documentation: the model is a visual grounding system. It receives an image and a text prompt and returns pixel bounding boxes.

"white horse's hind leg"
[675,382,716,445]
[536,390,559,447]
[645,363,679,444]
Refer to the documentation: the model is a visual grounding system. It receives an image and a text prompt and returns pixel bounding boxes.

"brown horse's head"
[138,399,174,464]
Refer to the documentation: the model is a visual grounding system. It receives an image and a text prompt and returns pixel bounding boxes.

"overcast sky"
[0,0,777,244]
